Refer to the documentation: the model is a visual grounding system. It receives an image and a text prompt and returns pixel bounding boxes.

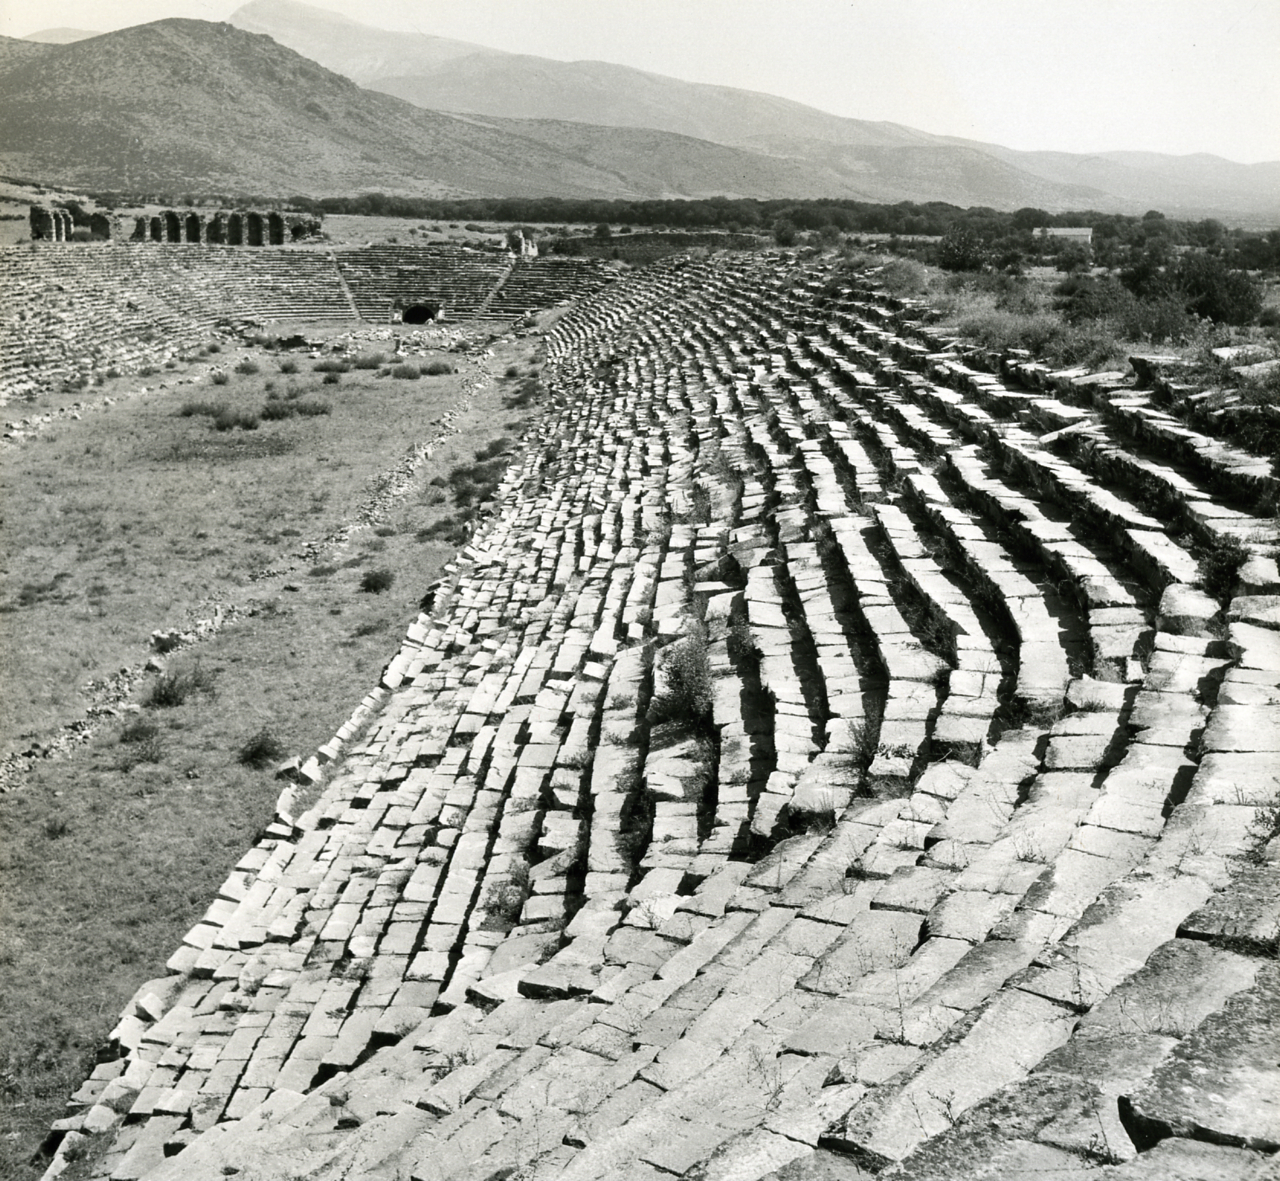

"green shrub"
[213,409,260,431]
[1177,253,1263,325]
[119,716,160,745]
[278,359,299,374]
[179,400,224,418]
[238,726,287,769]
[391,363,420,380]
[323,372,340,385]
[295,399,331,416]
[1200,536,1249,604]
[423,360,453,376]
[360,568,395,594]
[234,359,259,376]
[211,371,230,385]
[145,663,216,708]
[937,229,987,272]
[648,628,713,731]
[353,352,386,369]
[313,359,350,374]
[475,438,511,462]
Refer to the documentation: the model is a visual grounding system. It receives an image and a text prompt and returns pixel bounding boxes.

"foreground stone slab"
[1121,962,1280,1154]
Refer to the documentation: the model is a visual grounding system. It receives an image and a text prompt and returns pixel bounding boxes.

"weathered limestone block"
[1121,962,1280,1154]
[823,988,1077,1167]
[1157,583,1221,636]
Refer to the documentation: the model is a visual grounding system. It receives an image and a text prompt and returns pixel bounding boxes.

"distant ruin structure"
[28,203,322,245]
[28,205,74,241]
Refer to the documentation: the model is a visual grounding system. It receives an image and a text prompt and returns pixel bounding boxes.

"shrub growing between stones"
[648,627,713,731]
[391,363,420,380]
[1200,537,1248,605]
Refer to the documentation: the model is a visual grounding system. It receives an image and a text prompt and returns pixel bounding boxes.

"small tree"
[1176,252,1262,325]
[937,229,986,272]
[773,218,797,247]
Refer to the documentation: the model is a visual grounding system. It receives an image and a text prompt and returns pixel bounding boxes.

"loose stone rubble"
[35,250,1280,1180]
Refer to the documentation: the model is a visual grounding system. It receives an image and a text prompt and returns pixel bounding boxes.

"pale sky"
[1,0,1277,163]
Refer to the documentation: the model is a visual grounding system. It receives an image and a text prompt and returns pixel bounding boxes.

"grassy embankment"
[857,253,1280,375]
[0,330,547,1179]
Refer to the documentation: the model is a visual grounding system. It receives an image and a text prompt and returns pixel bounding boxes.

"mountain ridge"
[0,7,1274,221]
[0,20,867,200]
[227,0,1280,222]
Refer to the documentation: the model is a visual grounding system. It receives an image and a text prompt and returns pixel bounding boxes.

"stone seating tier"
[39,249,1280,1181]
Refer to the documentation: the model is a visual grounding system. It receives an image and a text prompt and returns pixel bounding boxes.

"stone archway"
[150,216,163,242]
[206,214,226,244]
[185,212,201,243]
[401,302,442,324]
[227,214,244,246]
[267,212,285,246]
[164,211,181,243]
[246,212,264,247]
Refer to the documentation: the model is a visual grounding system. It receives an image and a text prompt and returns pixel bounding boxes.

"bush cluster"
[145,663,216,708]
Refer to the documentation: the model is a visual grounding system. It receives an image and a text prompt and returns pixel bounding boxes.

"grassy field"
[0,324,547,1179]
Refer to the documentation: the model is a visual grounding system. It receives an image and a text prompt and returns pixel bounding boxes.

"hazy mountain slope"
[0,19,861,199]
[22,28,101,44]
[936,141,1280,222]
[229,0,1280,221]
[232,0,507,79]
[232,0,943,151]
[370,55,939,151]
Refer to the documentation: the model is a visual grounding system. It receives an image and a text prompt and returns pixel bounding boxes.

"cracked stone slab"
[1121,961,1280,1154]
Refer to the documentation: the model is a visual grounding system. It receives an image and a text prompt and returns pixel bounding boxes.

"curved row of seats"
[45,249,1279,1181]
[0,246,619,403]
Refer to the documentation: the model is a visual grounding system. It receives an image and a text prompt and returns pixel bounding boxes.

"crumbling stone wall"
[28,205,74,241]
[30,204,322,246]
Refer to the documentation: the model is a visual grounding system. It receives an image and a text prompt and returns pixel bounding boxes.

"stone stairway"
[40,251,1279,1181]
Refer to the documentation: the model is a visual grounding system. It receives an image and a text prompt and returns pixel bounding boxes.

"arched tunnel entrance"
[401,302,442,325]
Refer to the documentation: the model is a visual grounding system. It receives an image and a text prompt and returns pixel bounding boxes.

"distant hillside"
[22,28,101,43]
[0,34,51,70]
[0,20,863,200]
[230,0,1280,222]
